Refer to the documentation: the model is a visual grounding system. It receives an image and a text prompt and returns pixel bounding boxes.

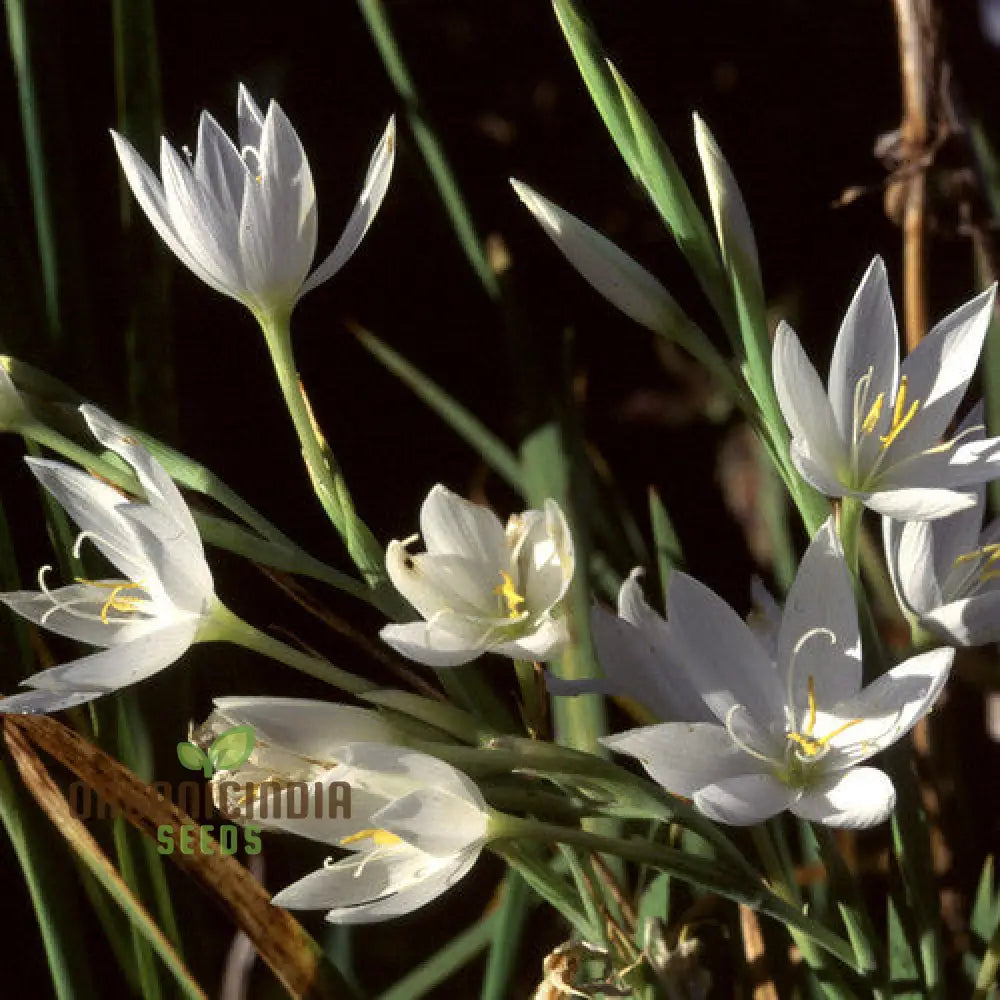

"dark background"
[1,1,999,996]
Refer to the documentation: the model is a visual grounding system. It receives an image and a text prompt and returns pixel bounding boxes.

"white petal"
[789,439,850,498]
[0,686,104,714]
[891,285,997,455]
[519,501,573,612]
[81,406,200,540]
[510,180,683,335]
[601,722,766,797]
[748,577,782,660]
[418,485,507,567]
[2,583,160,647]
[373,788,488,857]
[159,138,242,297]
[827,257,899,440]
[791,767,895,828]
[923,594,1000,646]
[237,84,265,152]
[24,457,150,581]
[300,116,396,297]
[777,518,862,713]
[667,572,785,727]
[211,697,395,759]
[111,130,233,298]
[193,111,247,220]
[16,620,198,697]
[772,322,847,473]
[694,773,798,825]
[821,647,953,765]
[379,621,484,667]
[885,518,941,616]
[324,850,478,924]
[865,487,976,521]
[385,544,496,622]
[120,504,213,613]
[492,618,568,661]
[589,588,713,722]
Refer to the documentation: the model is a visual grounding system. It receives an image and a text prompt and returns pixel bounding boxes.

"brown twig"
[889,0,936,349]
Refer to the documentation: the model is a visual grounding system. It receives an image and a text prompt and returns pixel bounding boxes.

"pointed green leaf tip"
[207,725,256,772]
[176,741,208,773]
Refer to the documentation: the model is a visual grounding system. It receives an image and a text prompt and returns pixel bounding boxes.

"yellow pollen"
[860,392,884,435]
[340,828,402,848]
[76,578,147,624]
[786,675,863,757]
[494,570,525,619]
[954,543,1000,583]
[879,376,920,448]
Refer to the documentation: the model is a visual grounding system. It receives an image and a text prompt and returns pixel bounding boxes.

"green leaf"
[648,486,682,610]
[207,725,255,772]
[175,742,207,773]
[888,896,924,998]
[353,324,523,492]
[479,871,532,1000]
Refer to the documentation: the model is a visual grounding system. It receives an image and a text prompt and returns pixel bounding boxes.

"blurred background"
[2,1,1000,996]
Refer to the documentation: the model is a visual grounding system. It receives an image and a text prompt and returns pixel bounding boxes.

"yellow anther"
[787,717,863,758]
[953,543,1000,583]
[75,578,147,624]
[880,376,920,448]
[340,828,402,848]
[494,570,526,619]
[860,392,884,435]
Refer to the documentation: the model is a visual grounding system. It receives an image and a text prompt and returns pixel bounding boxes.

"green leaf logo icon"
[208,725,255,772]
[177,741,211,777]
[176,725,255,778]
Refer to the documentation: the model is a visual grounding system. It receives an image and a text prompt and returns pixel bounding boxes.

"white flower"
[601,519,954,828]
[195,696,398,830]
[0,406,215,714]
[268,743,489,924]
[112,84,395,321]
[773,256,1000,520]
[885,410,1000,645]
[380,484,574,667]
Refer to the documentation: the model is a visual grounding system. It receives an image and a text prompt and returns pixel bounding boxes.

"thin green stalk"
[206,601,375,696]
[376,910,500,1000]
[257,313,386,589]
[356,0,500,299]
[479,871,533,1000]
[0,760,96,1000]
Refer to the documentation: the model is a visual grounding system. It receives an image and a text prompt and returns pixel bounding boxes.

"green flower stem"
[837,496,865,577]
[496,814,857,971]
[257,312,388,592]
[513,659,546,737]
[204,601,375,697]
[416,736,758,884]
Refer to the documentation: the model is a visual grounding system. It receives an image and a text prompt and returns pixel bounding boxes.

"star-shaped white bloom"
[773,256,999,520]
[112,84,395,321]
[884,410,1000,646]
[380,484,574,667]
[600,519,953,828]
[0,406,216,714]
[265,742,490,924]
